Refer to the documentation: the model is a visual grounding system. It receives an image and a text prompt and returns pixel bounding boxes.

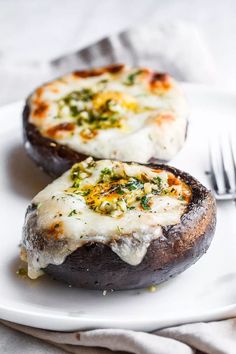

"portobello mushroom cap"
[22,161,216,290]
[23,64,188,178]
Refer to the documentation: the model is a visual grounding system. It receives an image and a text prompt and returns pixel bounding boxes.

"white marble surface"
[0,0,236,105]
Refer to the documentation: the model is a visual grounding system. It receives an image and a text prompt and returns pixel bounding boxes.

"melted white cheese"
[29,66,188,162]
[22,159,189,279]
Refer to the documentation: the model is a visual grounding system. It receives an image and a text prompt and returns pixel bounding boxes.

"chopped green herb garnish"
[71,164,81,180]
[58,88,124,131]
[101,168,111,176]
[125,178,143,191]
[70,105,79,117]
[140,195,151,210]
[68,209,77,217]
[116,185,125,195]
[153,176,162,189]
[74,189,91,197]
[72,181,81,188]
[80,189,91,196]
[63,89,94,104]
[100,168,113,182]
[124,70,142,86]
[98,79,108,84]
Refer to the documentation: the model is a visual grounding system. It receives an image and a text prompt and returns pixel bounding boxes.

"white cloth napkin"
[2,318,236,354]
[0,21,216,106]
[1,21,233,354]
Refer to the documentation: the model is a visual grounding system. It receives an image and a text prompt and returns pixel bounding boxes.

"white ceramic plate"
[1,84,236,331]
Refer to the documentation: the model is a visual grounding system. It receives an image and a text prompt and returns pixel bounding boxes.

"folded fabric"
[2,317,236,354]
[51,21,216,83]
[0,21,215,106]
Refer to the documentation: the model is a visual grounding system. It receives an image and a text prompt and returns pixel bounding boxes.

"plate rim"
[1,83,236,331]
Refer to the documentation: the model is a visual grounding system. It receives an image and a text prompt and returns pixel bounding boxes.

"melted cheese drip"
[29,66,188,162]
[22,159,191,279]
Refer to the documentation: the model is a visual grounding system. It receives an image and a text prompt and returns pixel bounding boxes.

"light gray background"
[0,0,235,104]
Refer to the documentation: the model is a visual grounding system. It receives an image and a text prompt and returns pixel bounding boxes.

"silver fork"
[209,134,236,201]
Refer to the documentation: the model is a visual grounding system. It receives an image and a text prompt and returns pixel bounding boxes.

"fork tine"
[219,138,231,193]
[229,136,236,192]
[209,131,236,199]
[209,130,236,200]
[209,140,220,194]
[220,134,236,194]
[229,136,236,172]
[209,135,226,196]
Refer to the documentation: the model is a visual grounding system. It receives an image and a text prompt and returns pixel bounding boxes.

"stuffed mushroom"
[23,64,188,177]
[21,157,216,290]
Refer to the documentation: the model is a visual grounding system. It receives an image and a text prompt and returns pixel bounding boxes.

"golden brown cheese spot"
[34,87,44,101]
[47,221,64,240]
[73,70,104,79]
[168,174,181,186]
[51,88,60,93]
[152,168,165,173]
[80,128,98,141]
[32,102,49,119]
[46,122,75,139]
[167,173,191,203]
[43,82,61,94]
[150,73,172,92]
[104,64,125,74]
[154,113,176,126]
[73,64,125,79]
